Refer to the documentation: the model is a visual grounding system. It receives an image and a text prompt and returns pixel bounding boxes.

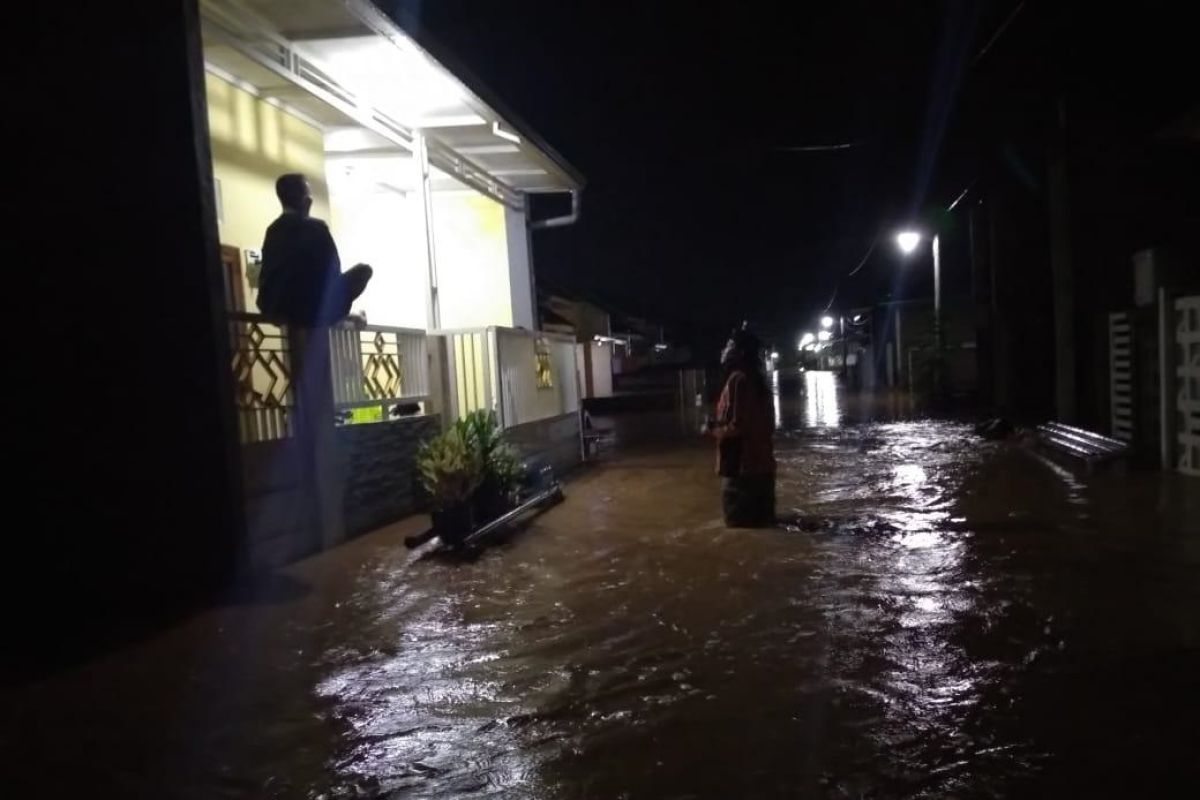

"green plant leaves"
[416,410,524,509]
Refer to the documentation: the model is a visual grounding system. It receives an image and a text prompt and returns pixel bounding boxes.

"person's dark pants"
[328,263,373,320]
[721,473,776,527]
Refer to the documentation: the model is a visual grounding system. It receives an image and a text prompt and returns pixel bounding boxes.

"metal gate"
[1176,295,1200,477]
[1108,312,1134,442]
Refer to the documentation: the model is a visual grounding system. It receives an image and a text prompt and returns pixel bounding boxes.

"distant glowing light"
[799,332,815,348]
[896,231,922,254]
[821,316,834,328]
[770,350,780,360]
[817,330,832,342]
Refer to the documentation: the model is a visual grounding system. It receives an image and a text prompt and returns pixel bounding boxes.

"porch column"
[413,131,441,330]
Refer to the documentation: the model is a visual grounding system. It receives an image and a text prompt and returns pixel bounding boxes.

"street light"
[817,330,831,342]
[896,230,922,254]
[799,332,815,348]
[895,227,943,397]
[820,315,834,329]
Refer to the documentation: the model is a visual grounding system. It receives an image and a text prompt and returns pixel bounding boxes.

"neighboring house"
[199,0,586,565]
[540,293,616,399]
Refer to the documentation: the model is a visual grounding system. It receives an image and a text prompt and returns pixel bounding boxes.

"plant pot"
[431,503,474,546]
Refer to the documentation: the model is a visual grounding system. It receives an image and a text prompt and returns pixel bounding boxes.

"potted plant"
[416,426,482,544]
[457,411,523,522]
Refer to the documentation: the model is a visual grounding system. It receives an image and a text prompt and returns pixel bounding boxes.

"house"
[15,0,589,611]
[540,292,617,400]
[193,0,588,565]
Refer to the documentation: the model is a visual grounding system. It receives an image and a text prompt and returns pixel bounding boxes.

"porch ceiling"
[200,0,581,201]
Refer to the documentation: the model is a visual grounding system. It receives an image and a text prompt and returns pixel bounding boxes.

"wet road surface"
[4,377,1200,798]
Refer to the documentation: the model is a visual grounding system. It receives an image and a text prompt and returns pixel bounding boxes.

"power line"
[972,1,1025,66]
[774,141,863,153]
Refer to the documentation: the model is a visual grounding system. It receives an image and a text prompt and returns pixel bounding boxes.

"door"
[220,244,246,312]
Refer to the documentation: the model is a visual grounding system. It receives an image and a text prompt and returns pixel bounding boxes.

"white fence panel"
[328,324,430,417]
[494,328,580,428]
[443,329,496,421]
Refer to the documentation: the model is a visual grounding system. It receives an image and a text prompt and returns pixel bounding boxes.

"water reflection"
[771,369,782,428]
[804,370,840,427]
[11,401,1199,798]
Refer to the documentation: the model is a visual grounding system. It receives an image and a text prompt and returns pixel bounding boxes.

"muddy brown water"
[3,377,1199,798]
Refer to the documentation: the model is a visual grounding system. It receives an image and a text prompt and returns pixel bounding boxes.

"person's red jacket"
[711,370,775,477]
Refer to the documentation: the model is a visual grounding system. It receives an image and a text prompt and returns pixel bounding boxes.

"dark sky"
[394,1,1195,344]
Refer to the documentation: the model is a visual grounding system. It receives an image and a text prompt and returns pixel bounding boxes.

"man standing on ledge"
[705,326,776,527]
[257,173,372,327]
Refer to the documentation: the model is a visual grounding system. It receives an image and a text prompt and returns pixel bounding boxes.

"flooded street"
[4,377,1200,798]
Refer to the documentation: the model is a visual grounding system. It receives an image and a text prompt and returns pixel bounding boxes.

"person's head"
[721,325,762,369]
[275,173,312,216]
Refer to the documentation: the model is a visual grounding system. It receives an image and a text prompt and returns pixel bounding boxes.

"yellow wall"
[432,186,512,329]
[205,72,330,310]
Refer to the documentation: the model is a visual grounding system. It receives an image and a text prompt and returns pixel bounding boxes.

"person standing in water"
[705,326,776,527]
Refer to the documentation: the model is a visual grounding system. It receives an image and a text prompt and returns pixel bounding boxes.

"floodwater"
[4,373,1200,798]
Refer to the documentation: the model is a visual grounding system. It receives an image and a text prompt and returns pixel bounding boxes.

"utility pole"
[1048,97,1077,423]
[932,235,944,403]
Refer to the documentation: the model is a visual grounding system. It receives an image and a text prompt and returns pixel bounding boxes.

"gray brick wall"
[242,439,317,568]
[335,415,441,537]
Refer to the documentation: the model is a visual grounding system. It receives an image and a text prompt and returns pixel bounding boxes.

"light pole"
[895,230,943,398]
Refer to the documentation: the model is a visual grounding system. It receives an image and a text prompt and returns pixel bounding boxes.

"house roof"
[199,0,582,208]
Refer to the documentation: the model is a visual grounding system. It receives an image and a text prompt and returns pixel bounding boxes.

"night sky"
[396,1,1195,345]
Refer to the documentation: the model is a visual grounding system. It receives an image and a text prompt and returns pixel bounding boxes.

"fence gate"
[1176,295,1200,477]
[1108,311,1134,442]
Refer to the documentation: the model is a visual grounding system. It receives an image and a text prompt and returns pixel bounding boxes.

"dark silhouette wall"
[9,1,243,665]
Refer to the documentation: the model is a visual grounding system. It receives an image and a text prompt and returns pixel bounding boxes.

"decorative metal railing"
[229,313,293,443]
[228,315,429,443]
[329,323,430,419]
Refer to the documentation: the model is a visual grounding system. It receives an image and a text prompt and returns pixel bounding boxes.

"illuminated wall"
[590,342,614,397]
[205,72,330,310]
[327,158,427,329]
[431,182,514,329]
[505,206,535,329]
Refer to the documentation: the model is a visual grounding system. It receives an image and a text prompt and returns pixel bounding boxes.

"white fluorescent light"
[492,121,522,144]
[457,144,521,155]
[418,114,486,128]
